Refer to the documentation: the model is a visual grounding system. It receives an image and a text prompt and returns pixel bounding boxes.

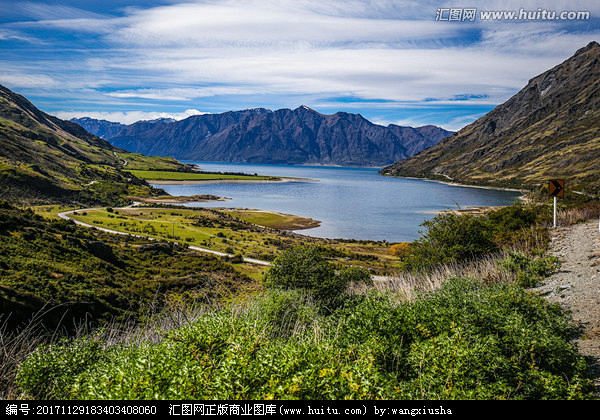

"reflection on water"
[152,162,522,242]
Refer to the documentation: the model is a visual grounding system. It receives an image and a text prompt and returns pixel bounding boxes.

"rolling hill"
[381,41,600,194]
[0,84,191,205]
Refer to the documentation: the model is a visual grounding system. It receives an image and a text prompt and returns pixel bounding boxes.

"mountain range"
[382,41,600,194]
[72,108,453,167]
[3,40,598,204]
[0,84,188,205]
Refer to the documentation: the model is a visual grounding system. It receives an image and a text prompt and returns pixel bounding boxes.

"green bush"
[16,278,595,400]
[486,203,538,233]
[16,337,106,400]
[402,213,497,271]
[498,250,561,287]
[399,203,555,272]
[263,245,371,306]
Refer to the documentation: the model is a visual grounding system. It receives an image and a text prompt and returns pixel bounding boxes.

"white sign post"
[548,179,564,228]
[553,196,557,228]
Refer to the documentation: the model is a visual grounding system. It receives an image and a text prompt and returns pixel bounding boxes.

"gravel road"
[531,220,600,395]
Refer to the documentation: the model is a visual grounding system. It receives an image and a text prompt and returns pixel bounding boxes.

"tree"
[402,213,497,271]
[264,245,372,306]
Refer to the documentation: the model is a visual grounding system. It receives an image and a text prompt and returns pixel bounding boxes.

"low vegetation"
[14,276,594,400]
[3,196,600,400]
[0,202,258,332]
[68,206,397,273]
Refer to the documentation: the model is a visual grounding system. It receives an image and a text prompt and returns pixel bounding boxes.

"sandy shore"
[420,205,504,215]
[400,176,526,194]
[389,176,526,216]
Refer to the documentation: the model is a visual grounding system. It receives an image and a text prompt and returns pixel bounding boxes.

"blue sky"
[1,1,598,130]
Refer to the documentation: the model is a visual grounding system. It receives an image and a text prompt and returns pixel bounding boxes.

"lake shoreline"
[394,176,527,199]
[149,176,314,185]
[156,162,523,242]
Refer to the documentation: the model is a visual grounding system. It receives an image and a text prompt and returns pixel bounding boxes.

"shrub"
[388,242,411,257]
[16,278,595,400]
[486,203,537,234]
[16,337,106,399]
[497,250,561,287]
[264,245,371,307]
[402,213,497,271]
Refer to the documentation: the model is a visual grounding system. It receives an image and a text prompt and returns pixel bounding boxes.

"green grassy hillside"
[0,84,193,206]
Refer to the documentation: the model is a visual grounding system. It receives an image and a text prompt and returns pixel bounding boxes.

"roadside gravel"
[531,220,600,395]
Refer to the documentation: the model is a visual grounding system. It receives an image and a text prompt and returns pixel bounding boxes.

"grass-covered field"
[116,152,194,172]
[223,209,320,230]
[67,206,399,274]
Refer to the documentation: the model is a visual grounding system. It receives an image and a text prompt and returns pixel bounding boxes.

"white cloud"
[109,0,456,48]
[105,86,255,101]
[75,0,594,107]
[2,0,599,128]
[56,109,208,125]
[93,44,559,107]
[0,72,58,88]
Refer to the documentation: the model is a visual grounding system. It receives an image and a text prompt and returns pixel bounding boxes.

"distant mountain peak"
[140,117,176,124]
[293,105,321,115]
[74,106,453,167]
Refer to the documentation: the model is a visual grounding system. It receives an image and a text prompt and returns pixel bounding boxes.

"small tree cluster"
[263,245,372,307]
[400,203,542,272]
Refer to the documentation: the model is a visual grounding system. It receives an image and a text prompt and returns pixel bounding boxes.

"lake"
[152,162,522,243]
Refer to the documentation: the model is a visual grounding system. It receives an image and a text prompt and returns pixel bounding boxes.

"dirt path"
[56,207,271,266]
[532,220,600,395]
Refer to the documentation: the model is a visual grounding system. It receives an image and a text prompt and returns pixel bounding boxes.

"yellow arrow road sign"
[549,179,564,197]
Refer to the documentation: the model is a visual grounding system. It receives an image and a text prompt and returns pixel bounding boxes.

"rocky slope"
[74,107,453,167]
[381,41,600,194]
[0,85,183,204]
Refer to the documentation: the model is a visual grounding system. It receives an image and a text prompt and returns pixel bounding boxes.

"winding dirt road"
[57,207,271,266]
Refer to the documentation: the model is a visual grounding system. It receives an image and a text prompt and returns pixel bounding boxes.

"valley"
[2,39,600,400]
[61,205,400,275]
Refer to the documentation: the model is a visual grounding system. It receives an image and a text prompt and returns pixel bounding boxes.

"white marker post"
[548,179,564,228]
[553,196,557,228]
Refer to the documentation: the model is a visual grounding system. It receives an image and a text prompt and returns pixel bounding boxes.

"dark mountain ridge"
[74,107,453,166]
[382,41,600,194]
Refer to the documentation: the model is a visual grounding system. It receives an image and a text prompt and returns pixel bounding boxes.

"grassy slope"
[67,206,398,273]
[0,85,196,206]
[0,202,258,332]
[381,42,600,195]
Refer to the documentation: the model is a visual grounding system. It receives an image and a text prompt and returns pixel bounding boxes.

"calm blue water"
[152,162,522,242]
